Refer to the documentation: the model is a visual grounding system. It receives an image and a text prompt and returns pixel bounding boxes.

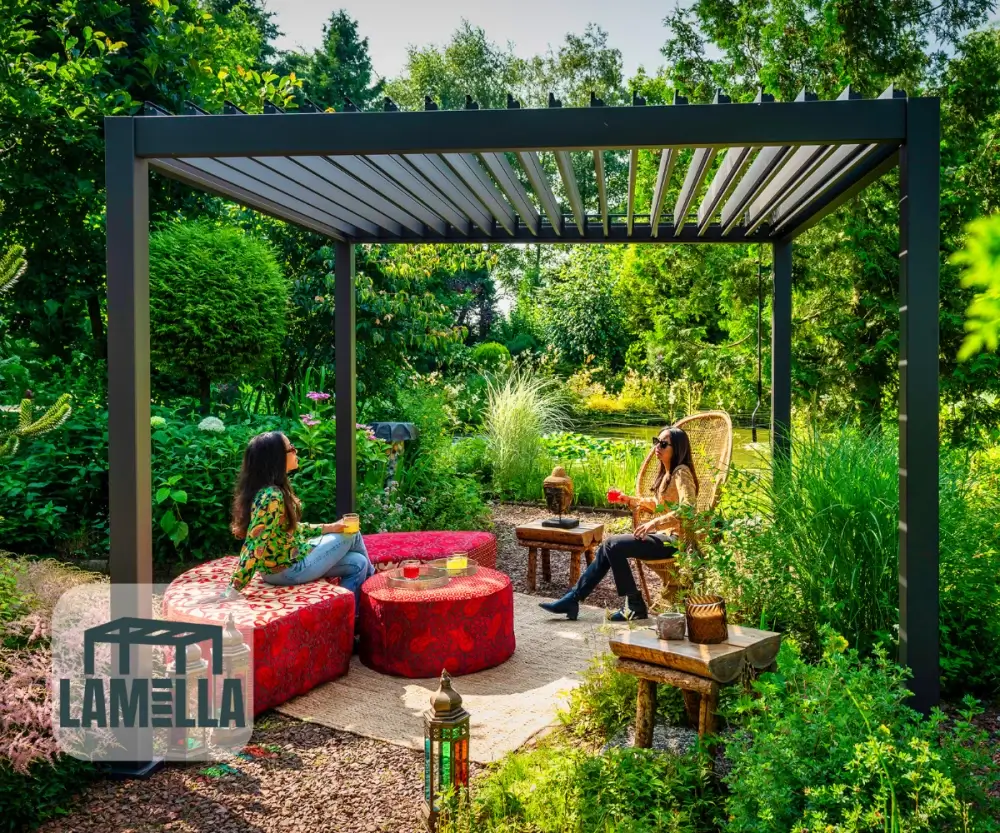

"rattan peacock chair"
[632,411,733,611]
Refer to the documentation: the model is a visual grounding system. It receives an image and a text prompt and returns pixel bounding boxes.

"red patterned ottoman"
[363,531,496,572]
[359,567,515,678]
[162,556,355,715]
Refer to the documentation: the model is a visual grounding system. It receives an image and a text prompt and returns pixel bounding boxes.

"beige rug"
[276,593,629,763]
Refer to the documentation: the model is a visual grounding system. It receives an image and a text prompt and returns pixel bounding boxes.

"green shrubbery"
[0,390,490,568]
[149,221,288,412]
[696,427,1000,694]
[446,636,999,833]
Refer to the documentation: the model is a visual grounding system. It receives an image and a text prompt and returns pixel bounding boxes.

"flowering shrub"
[197,416,225,433]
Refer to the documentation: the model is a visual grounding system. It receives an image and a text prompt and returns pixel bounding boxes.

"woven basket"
[684,594,728,644]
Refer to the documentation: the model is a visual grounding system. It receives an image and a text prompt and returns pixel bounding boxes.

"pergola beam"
[649,149,678,235]
[442,153,516,234]
[626,149,638,236]
[134,99,908,158]
[364,155,472,235]
[405,155,495,235]
[697,145,753,234]
[672,148,717,235]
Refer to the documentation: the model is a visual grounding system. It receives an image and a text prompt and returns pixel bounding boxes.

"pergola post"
[335,241,357,517]
[105,117,152,598]
[898,98,940,713]
[771,240,792,470]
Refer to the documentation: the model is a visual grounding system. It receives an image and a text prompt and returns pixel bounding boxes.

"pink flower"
[307,391,330,401]
[300,413,321,427]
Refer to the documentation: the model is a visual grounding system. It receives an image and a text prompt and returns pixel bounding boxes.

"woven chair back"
[634,411,734,520]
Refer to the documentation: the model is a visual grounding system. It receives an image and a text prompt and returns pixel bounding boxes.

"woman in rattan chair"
[540,425,698,622]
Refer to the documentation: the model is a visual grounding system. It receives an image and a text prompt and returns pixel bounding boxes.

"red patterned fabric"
[359,567,515,678]
[363,531,497,572]
[162,556,354,715]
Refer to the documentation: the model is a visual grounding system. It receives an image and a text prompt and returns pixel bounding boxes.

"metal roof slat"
[672,147,718,236]
[182,157,359,236]
[405,154,494,235]
[594,150,609,236]
[478,152,541,236]
[743,143,836,233]
[294,156,428,236]
[516,152,563,234]
[626,149,638,236]
[719,146,792,232]
[364,155,472,234]
[149,159,347,240]
[245,156,404,237]
[696,145,754,234]
[327,156,452,235]
[649,149,679,236]
[441,153,517,235]
[554,151,586,235]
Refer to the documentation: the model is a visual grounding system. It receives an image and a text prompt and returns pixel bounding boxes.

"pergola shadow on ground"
[105,87,940,709]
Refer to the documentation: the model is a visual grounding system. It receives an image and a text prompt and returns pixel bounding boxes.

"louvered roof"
[134,86,910,245]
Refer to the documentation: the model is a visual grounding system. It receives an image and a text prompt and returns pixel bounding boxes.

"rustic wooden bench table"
[609,625,782,745]
[514,520,604,590]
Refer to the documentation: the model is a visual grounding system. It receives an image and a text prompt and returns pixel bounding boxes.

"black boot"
[607,595,648,622]
[540,590,580,621]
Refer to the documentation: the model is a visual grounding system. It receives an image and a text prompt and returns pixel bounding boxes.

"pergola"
[105,88,940,709]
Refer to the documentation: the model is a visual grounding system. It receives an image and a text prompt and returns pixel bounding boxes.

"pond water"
[584,424,770,471]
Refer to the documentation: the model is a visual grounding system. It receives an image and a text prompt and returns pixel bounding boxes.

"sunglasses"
[286,445,298,455]
[652,438,672,450]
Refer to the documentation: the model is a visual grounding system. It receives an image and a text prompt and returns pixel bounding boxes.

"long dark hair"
[230,431,300,538]
[651,426,700,496]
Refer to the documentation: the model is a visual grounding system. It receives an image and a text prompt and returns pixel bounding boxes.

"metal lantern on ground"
[423,669,470,831]
[212,613,251,746]
[168,642,209,761]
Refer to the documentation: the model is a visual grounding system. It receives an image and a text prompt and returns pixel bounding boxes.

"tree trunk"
[199,374,211,415]
[87,293,106,359]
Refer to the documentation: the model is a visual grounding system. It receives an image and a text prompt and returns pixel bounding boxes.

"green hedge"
[0,757,95,832]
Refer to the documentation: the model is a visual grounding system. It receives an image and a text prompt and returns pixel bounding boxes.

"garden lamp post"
[423,669,470,831]
[168,642,209,762]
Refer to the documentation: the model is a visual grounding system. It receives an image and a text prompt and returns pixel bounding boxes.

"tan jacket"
[639,464,698,547]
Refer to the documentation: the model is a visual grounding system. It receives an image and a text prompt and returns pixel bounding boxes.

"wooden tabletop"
[514,520,604,547]
[609,624,781,684]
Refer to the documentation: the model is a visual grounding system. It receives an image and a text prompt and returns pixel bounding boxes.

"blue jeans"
[262,531,374,616]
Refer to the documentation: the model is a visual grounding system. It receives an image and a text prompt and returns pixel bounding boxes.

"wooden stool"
[616,659,718,742]
[515,520,604,591]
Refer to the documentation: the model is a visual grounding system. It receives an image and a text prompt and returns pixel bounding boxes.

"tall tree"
[275,11,383,111]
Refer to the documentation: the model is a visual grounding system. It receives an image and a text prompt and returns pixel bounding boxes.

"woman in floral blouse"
[224,431,374,613]
[540,425,698,622]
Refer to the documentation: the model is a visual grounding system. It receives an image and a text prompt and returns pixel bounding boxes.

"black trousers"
[573,532,677,605]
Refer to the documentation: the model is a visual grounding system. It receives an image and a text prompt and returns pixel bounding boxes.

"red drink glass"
[402,560,420,580]
[607,489,623,503]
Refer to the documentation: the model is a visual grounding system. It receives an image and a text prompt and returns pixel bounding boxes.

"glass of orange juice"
[342,513,360,534]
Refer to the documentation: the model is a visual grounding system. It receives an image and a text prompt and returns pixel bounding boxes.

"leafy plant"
[470,342,512,372]
[722,633,999,833]
[148,220,288,412]
[952,213,1000,359]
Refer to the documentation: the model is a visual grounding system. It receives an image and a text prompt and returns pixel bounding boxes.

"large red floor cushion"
[162,556,354,715]
[360,567,515,678]
[363,530,496,571]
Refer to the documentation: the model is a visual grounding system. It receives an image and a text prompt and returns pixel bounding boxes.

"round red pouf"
[359,567,515,678]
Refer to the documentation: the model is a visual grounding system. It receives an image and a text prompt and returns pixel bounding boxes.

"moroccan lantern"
[212,613,252,747]
[423,670,470,831]
[168,642,209,762]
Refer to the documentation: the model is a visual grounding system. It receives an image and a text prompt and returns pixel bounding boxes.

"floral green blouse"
[229,486,324,591]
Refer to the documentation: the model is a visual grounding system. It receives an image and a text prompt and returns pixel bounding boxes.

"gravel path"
[40,714,447,833]
[490,502,663,612]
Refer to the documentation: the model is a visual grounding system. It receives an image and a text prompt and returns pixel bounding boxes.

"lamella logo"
[52,584,255,763]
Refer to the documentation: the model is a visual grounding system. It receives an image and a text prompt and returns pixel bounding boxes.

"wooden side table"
[609,625,781,745]
[514,520,604,591]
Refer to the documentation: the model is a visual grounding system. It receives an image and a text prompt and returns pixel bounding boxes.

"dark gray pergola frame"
[105,91,940,710]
